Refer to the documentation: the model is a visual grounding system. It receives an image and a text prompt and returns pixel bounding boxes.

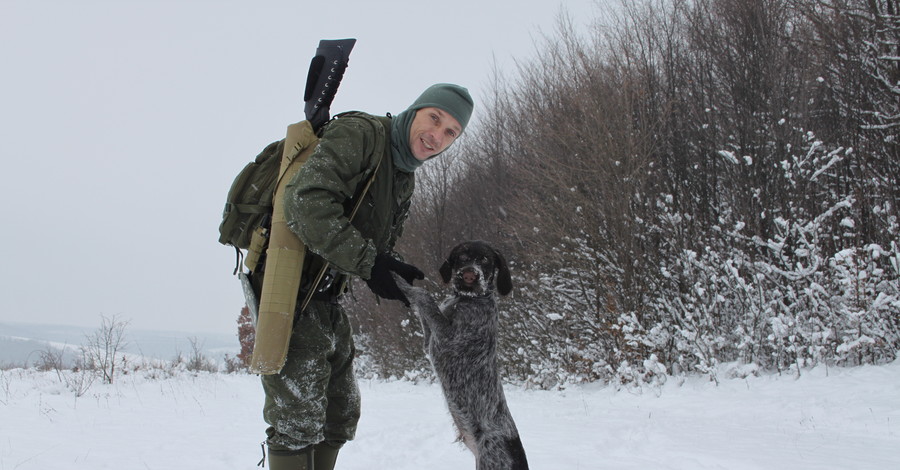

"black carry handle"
[304,38,357,131]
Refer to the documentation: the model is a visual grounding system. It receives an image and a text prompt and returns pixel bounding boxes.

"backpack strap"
[227,202,271,215]
[232,246,244,276]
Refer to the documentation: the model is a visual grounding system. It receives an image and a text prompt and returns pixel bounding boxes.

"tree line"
[334,0,900,388]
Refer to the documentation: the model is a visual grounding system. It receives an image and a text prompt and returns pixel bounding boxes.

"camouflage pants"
[261,300,361,451]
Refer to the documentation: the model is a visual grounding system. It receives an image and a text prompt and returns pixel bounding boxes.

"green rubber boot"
[312,442,341,470]
[266,447,314,470]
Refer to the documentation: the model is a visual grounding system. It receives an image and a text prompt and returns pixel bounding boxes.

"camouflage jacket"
[283,112,414,280]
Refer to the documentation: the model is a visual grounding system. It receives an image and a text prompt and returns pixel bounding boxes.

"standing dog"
[395,241,528,470]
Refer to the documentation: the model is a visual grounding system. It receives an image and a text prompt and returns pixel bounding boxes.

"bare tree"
[348,0,900,386]
[185,337,218,373]
[63,358,96,398]
[82,314,129,384]
[36,346,66,381]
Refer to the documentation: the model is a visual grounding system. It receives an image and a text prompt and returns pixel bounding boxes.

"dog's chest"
[431,297,498,358]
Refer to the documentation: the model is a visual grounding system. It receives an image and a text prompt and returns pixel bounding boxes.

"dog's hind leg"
[506,435,529,470]
[475,433,529,470]
[450,411,477,455]
[475,434,509,470]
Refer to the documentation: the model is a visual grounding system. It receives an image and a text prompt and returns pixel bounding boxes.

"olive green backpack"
[216,112,386,277]
[217,139,285,252]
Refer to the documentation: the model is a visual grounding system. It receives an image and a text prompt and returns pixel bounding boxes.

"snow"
[3,362,900,469]
[717,150,739,165]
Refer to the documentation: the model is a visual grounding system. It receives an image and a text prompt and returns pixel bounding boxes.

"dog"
[395,241,528,470]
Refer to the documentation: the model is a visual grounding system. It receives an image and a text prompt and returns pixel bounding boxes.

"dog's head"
[439,241,512,297]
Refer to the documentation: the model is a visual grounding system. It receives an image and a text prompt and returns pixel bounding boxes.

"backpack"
[217,139,285,251]
[217,112,385,275]
[217,113,322,277]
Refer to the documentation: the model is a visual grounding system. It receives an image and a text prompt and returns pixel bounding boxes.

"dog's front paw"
[391,272,428,302]
[391,272,416,291]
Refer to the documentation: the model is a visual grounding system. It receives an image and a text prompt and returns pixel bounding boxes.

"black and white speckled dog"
[395,241,528,470]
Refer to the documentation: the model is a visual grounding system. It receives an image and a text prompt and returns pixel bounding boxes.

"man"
[260,83,474,470]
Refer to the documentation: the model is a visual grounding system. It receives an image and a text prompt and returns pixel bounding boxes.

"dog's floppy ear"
[493,249,513,296]
[439,258,453,283]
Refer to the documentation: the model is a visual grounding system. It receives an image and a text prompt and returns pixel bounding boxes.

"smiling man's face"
[408,107,463,161]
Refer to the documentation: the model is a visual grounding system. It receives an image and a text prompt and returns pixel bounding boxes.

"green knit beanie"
[409,83,474,132]
[390,83,475,173]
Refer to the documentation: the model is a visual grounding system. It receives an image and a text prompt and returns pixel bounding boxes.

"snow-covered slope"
[2,361,898,469]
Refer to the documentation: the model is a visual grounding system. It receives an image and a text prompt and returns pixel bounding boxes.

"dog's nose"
[461,269,479,285]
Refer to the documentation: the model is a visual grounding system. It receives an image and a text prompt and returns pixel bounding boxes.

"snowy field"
[2,362,898,470]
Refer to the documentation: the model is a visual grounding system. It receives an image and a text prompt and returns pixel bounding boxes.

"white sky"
[0,0,598,335]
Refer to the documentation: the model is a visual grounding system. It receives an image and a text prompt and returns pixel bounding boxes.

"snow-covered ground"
[2,362,898,469]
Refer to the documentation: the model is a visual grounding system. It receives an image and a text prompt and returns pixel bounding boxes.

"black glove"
[365,253,425,305]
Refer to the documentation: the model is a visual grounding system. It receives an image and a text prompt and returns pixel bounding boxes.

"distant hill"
[0,321,239,368]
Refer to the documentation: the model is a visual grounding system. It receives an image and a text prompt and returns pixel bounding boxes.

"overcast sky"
[0,0,599,335]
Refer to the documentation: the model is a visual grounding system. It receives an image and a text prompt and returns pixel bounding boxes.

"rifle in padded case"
[241,38,356,374]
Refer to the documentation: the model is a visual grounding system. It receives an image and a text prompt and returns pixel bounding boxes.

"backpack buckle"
[317,269,337,292]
